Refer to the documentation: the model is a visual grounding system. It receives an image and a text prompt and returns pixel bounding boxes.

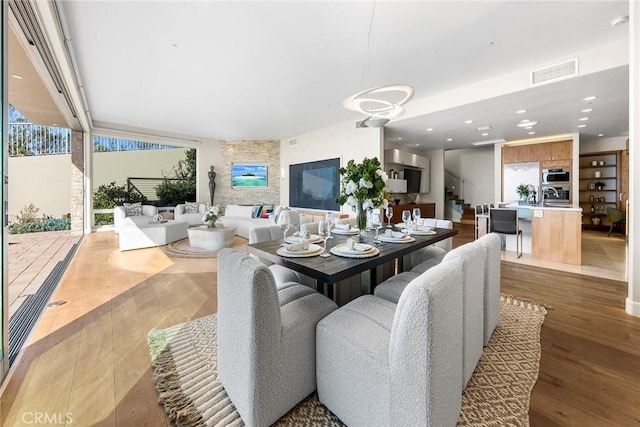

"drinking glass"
[412,208,421,226]
[371,211,382,242]
[325,212,334,238]
[385,206,393,228]
[401,210,412,231]
[318,219,331,257]
[281,217,291,245]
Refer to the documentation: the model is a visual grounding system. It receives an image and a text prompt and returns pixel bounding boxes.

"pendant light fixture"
[343,0,414,128]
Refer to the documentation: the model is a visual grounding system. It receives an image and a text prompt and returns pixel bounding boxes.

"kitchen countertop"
[504,203,583,212]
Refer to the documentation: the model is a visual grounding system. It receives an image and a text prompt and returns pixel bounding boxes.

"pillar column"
[70,130,84,235]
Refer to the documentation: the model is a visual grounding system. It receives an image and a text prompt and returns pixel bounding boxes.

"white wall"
[280,121,382,215]
[417,149,445,218]
[9,155,71,219]
[580,136,628,153]
[444,146,495,207]
[92,148,185,191]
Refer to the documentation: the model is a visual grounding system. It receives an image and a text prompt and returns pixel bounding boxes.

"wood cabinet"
[502,145,536,164]
[389,203,436,224]
[531,209,581,265]
[504,140,572,164]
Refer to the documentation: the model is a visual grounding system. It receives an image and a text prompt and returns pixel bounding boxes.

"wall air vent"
[531,59,578,86]
[288,139,297,146]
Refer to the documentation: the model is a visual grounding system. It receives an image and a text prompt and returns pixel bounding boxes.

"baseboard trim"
[626,297,640,317]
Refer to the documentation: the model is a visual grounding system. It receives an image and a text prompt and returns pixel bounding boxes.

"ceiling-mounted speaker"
[531,58,578,86]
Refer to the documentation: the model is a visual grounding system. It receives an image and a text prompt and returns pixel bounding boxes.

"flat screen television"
[289,158,340,211]
[404,168,422,193]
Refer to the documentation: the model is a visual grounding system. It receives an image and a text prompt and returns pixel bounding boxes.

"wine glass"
[318,219,331,258]
[281,216,291,245]
[385,206,393,229]
[371,211,382,243]
[401,210,411,231]
[325,212,334,238]
[412,208,421,229]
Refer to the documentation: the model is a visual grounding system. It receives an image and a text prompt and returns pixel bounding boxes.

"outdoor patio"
[8,230,81,318]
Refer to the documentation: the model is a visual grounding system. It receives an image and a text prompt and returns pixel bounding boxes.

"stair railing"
[445,169,465,201]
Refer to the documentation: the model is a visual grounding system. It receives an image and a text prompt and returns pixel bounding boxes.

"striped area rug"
[147,295,547,426]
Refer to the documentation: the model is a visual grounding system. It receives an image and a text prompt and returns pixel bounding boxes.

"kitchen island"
[489,204,583,265]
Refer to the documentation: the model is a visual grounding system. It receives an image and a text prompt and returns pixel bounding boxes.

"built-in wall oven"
[542,168,570,184]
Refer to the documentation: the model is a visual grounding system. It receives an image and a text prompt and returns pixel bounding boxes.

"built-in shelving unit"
[579,152,618,229]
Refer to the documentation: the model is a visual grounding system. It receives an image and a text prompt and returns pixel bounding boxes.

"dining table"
[244,226,458,302]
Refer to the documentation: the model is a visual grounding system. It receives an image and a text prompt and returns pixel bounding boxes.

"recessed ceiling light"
[517,121,538,128]
[51,123,58,126]
[416,143,420,146]
[11,74,23,79]
[426,128,433,132]
[446,138,453,142]
[475,125,492,131]
[520,119,530,123]
[582,108,593,113]
[516,109,527,114]
[577,124,587,128]
[583,96,597,101]
[464,120,473,124]
[611,15,629,27]
[528,132,536,135]
[525,126,532,130]
[579,117,589,121]
[398,137,403,140]
[481,133,489,136]
[598,133,605,137]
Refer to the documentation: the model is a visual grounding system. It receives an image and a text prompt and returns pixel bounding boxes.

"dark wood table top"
[245,227,458,285]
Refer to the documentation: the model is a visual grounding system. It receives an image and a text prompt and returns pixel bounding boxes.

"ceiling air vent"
[531,58,578,86]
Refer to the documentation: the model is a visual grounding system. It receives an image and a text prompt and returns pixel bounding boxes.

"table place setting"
[276,240,324,257]
[398,225,437,236]
[330,238,380,258]
[331,223,360,235]
[377,229,416,243]
[284,231,323,244]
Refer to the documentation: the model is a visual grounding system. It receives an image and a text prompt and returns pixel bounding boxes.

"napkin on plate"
[293,230,311,239]
[346,238,370,251]
[285,240,310,252]
[336,223,352,231]
[384,230,406,238]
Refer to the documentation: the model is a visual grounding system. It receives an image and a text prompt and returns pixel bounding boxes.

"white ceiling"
[23,1,633,149]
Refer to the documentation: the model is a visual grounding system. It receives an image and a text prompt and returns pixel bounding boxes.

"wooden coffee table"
[187,226,235,251]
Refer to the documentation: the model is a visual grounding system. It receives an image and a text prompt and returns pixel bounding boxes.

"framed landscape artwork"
[231,163,268,188]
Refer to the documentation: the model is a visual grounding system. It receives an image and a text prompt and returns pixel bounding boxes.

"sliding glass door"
[0,0,8,384]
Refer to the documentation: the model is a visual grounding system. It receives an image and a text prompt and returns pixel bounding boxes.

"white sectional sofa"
[218,205,277,239]
[114,205,158,234]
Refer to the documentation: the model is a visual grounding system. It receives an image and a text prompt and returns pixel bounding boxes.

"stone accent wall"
[218,140,280,208]
[70,131,84,235]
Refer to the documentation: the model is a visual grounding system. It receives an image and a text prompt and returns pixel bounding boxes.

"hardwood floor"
[1,228,639,426]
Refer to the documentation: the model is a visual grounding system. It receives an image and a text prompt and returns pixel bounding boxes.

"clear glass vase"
[356,202,367,241]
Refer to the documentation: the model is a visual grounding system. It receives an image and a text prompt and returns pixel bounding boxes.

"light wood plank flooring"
[1,228,639,426]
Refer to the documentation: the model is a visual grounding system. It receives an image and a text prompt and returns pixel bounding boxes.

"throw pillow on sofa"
[123,202,143,217]
[252,205,263,218]
[259,204,274,218]
[185,201,200,213]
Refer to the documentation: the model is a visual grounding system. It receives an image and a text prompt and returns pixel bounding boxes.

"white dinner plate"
[285,234,323,244]
[276,243,324,258]
[330,243,379,258]
[331,227,360,235]
[377,235,415,243]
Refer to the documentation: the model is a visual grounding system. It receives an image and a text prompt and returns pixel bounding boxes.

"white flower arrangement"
[202,205,222,228]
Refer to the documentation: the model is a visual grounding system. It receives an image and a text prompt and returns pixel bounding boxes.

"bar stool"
[489,208,522,258]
